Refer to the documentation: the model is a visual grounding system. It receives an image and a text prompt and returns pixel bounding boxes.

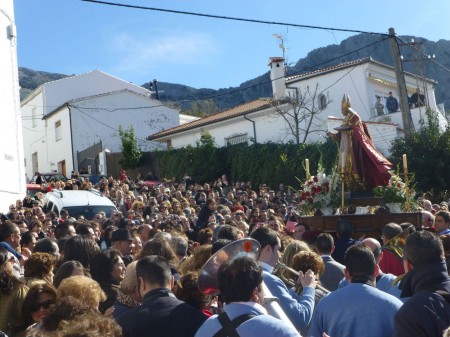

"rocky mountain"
[19,67,69,100]
[19,33,450,112]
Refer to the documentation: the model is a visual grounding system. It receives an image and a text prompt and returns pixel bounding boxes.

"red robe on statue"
[336,108,393,190]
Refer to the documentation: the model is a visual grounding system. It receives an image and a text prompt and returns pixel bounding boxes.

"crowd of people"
[373,88,427,116]
[1,170,450,337]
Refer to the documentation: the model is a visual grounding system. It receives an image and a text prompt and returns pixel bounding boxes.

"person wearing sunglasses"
[19,283,56,334]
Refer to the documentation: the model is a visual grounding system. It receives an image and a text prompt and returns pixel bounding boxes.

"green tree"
[390,109,450,201]
[118,125,142,169]
[270,83,331,144]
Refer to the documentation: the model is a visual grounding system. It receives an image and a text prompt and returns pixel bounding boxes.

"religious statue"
[327,94,393,190]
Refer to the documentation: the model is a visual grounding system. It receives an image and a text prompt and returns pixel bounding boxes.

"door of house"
[32,152,39,174]
[58,160,66,176]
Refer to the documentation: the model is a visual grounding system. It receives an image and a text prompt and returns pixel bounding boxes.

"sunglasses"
[30,299,55,312]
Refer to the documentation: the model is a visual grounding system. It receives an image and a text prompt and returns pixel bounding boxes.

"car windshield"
[44,174,67,182]
[63,205,116,220]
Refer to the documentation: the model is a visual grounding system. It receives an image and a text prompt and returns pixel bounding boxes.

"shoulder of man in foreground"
[395,290,450,337]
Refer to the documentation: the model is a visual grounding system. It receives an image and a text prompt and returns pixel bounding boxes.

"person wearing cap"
[111,229,134,266]
[374,95,385,115]
[64,180,74,190]
[386,91,399,113]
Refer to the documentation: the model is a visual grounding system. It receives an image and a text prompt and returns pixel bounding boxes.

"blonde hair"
[120,261,138,295]
[57,275,106,309]
[282,240,311,267]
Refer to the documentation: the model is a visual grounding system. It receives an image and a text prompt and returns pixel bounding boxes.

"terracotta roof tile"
[148,98,274,140]
[286,57,371,82]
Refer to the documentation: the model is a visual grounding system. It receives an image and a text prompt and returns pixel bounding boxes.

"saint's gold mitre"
[342,94,351,110]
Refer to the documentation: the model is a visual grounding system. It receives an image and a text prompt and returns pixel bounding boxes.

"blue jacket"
[308,283,402,337]
[195,302,300,337]
[338,272,397,293]
[261,263,315,330]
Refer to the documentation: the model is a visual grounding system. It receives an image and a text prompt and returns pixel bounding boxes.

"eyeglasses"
[30,299,55,312]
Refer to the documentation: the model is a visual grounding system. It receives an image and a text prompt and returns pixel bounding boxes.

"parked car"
[143,180,162,188]
[79,174,102,185]
[31,172,68,184]
[26,183,45,197]
[44,189,116,220]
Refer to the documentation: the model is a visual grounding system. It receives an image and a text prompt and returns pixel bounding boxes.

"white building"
[0,1,26,208]
[21,70,180,178]
[149,57,446,156]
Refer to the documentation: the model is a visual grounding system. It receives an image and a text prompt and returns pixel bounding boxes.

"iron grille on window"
[225,133,248,146]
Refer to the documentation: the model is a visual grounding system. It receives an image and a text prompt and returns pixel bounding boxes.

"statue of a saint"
[327,94,393,190]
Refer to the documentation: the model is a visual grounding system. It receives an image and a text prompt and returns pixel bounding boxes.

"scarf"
[116,289,140,309]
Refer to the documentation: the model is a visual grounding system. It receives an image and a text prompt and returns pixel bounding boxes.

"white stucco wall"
[168,105,298,149]
[22,92,49,177]
[68,90,178,170]
[43,109,74,176]
[0,1,26,209]
[21,70,150,116]
[22,71,173,178]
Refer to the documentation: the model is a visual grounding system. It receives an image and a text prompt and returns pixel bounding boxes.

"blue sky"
[14,0,450,90]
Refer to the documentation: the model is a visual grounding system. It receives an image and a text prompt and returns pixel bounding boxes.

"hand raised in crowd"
[297,269,317,288]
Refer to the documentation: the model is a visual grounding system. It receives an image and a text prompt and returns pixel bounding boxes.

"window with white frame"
[55,120,62,141]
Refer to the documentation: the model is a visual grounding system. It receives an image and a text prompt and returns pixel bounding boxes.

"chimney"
[268,57,286,100]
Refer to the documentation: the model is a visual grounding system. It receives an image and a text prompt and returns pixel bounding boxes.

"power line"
[34,37,388,114]
[175,36,390,109]
[81,0,388,36]
[20,36,389,118]
[397,36,450,72]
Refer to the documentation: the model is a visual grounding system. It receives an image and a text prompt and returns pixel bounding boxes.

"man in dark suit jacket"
[315,233,345,291]
[118,256,206,337]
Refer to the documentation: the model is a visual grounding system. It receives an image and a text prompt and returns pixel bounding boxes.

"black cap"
[111,229,132,242]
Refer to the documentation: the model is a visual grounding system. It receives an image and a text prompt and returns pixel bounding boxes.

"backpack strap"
[212,312,256,337]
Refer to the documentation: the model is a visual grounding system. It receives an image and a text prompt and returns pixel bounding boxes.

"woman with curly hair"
[0,249,28,336]
[290,250,330,336]
[178,244,212,276]
[19,283,57,334]
[130,201,144,216]
[57,275,106,311]
[21,252,57,287]
[89,249,125,314]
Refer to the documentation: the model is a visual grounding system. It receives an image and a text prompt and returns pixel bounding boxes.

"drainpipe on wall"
[243,114,257,144]
[67,103,76,173]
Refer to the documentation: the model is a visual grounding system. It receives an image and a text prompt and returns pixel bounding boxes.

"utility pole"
[388,27,415,140]
[152,79,159,100]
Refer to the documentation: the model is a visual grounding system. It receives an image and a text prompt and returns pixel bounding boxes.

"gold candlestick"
[305,159,310,180]
[403,154,410,212]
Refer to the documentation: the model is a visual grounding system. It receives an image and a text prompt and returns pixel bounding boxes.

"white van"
[44,189,117,220]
